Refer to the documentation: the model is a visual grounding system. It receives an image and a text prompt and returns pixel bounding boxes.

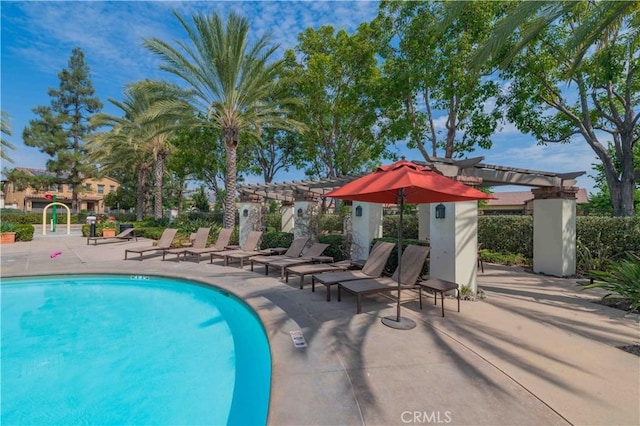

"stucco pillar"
[238,195,262,246]
[351,202,383,261]
[532,187,578,277]
[293,191,316,239]
[280,201,295,233]
[429,201,479,292]
[417,204,431,241]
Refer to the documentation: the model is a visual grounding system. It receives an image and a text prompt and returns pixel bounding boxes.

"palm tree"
[1,110,16,163]
[144,11,304,229]
[443,0,639,74]
[89,81,189,220]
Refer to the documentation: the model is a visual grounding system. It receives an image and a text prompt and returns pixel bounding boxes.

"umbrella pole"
[382,188,416,330]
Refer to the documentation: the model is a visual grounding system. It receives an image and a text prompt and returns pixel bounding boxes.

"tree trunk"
[136,164,149,222]
[154,154,165,220]
[223,137,238,229]
[72,189,79,214]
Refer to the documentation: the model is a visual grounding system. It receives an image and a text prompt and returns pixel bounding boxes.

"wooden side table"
[417,278,460,317]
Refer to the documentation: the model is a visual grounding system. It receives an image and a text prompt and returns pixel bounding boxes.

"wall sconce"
[242,209,249,218]
[297,208,303,218]
[435,203,446,219]
[355,205,363,217]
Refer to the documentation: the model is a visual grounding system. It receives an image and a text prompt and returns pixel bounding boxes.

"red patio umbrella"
[326,159,494,329]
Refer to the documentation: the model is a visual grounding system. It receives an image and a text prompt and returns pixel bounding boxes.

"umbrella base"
[381,316,416,330]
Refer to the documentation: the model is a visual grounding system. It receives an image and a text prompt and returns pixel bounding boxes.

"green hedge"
[0,212,83,224]
[478,216,533,259]
[477,216,640,273]
[320,214,344,233]
[576,217,640,258]
[318,234,349,262]
[382,215,419,239]
[260,232,294,249]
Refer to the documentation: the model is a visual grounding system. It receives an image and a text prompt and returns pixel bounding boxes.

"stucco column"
[280,201,295,233]
[532,187,578,277]
[351,202,383,261]
[429,201,479,292]
[238,195,262,246]
[293,201,312,239]
[417,204,431,241]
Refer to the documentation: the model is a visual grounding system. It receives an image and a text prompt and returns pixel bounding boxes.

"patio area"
[2,232,638,425]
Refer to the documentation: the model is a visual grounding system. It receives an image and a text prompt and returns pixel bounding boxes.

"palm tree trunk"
[154,154,166,219]
[136,163,149,221]
[223,138,237,229]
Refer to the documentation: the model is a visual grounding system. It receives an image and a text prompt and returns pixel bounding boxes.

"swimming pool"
[1,274,271,425]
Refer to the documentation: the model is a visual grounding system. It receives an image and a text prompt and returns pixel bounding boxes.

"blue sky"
[1,1,599,194]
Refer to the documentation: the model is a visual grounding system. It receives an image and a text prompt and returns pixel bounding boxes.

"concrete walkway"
[1,234,638,425]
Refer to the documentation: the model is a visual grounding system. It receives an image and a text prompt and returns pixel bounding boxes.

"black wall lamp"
[435,203,446,219]
[242,209,249,218]
[297,208,304,218]
[355,205,363,217]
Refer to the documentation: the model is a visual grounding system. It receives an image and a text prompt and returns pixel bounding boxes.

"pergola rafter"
[237,156,585,201]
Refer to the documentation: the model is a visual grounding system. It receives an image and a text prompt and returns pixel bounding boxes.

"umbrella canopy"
[326,159,494,204]
[326,159,493,329]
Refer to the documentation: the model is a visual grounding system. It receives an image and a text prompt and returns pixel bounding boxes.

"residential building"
[1,167,120,213]
[481,188,589,215]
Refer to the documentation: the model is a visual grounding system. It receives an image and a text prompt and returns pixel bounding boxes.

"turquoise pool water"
[1,275,271,425]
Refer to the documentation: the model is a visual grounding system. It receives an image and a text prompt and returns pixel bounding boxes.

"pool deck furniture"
[162,227,211,261]
[181,228,234,263]
[256,243,331,279]
[210,231,263,266]
[248,237,309,272]
[337,245,430,314]
[285,260,353,289]
[124,228,178,260]
[87,227,136,245]
[311,241,396,301]
[417,278,460,317]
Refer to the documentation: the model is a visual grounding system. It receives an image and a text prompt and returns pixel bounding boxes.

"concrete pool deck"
[2,231,639,426]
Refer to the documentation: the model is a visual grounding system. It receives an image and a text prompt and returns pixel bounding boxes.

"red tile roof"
[487,188,588,206]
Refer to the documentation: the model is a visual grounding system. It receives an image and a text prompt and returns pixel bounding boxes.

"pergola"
[237,156,585,290]
[238,156,584,201]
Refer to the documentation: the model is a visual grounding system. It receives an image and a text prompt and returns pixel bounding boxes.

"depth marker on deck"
[289,330,307,348]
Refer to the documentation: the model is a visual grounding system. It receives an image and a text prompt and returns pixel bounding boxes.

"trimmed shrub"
[372,237,430,277]
[576,217,640,258]
[319,214,344,233]
[318,234,349,262]
[15,224,35,241]
[0,212,82,224]
[478,216,533,259]
[382,214,419,239]
[260,232,294,249]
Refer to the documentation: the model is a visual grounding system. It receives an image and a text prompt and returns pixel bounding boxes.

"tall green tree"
[443,1,640,75]
[374,1,505,160]
[191,185,211,212]
[89,81,188,220]
[249,128,299,184]
[144,11,304,229]
[23,47,102,213]
[502,5,639,216]
[1,111,16,164]
[168,122,252,210]
[282,24,389,178]
[585,144,640,216]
